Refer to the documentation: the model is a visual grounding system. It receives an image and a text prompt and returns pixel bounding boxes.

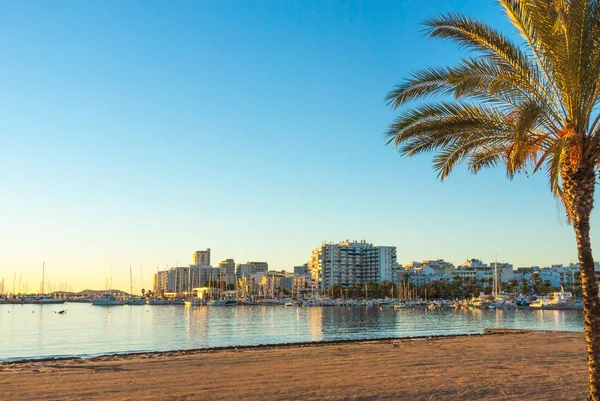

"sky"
[0,0,594,293]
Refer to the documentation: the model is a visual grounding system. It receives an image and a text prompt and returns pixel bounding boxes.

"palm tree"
[385,1,600,398]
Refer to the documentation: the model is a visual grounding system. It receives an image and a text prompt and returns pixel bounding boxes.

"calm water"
[0,303,585,362]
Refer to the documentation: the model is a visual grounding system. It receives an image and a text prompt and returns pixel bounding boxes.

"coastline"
[1,331,485,367]
[1,330,588,400]
[0,328,538,367]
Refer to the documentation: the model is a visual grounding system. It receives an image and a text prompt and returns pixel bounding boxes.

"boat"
[35,295,66,304]
[20,263,66,304]
[171,299,185,305]
[123,266,146,305]
[529,298,545,308]
[207,299,228,306]
[147,297,169,305]
[529,289,582,309]
[92,293,122,306]
[123,297,146,305]
[67,296,92,303]
[22,295,66,304]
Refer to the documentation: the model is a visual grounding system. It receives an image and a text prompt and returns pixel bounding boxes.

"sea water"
[0,303,584,362]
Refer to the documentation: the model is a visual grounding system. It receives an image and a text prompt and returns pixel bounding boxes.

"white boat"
[23,295,66,304]
[36,295,66,304]
[529,289,581,309]
[207,299,227,306]
[92,293,122,306]
[123,266,145,305]
[67,296,92,303]
[529,298,545,308]
[147,297,169,305]
[22,263,66,304]
[170,299,185,305]
[184,299,201,306]
[123,297,146,305]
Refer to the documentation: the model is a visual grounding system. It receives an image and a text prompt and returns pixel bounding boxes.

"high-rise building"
[192,248,211,266]
[218,259,236,276]
[308,240,397,290]
[294,264,309,276]
[154,270,169,296]
[154,265,221,296]
[236,261,268,278]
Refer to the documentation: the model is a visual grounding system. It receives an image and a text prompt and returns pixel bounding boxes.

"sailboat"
[24,262,66,304]
[92,266,122,306]
[185,266,200,306]
[124,265,145,305]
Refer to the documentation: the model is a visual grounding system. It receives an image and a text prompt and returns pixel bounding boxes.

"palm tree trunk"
[564,165,600,401]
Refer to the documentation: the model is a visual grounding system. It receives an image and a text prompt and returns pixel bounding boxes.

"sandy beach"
[0,330,588,400]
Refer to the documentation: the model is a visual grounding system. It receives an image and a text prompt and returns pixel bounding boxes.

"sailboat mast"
[41,262,45,294]
[129,265,133,296]
[494,253,498,299]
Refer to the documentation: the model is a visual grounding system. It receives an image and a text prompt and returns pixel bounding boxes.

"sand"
[0,330,589,400]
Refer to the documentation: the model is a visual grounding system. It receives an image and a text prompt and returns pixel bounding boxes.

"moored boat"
[20,295,66,304]
[123,297,146,305]
[147,297,169,305]
[67,296,92,303]
[207,299,228,306]
[92,293,122,306]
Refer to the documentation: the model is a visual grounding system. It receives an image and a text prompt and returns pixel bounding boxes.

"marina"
[0,302,584,363]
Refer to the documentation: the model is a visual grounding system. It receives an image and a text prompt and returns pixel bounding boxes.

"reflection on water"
[0,304,584,362]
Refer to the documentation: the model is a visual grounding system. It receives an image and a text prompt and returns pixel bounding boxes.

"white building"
[456,259,514,282]
[236,261,268,278]
[193,249,211,266]
[154,265,222,296]
[308,240,397,290]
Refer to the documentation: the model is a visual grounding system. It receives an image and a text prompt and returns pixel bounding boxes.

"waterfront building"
[455,259,514,283]
[258,272,285,297]
[293,275,311,295]
[294,264,309,276]
[407,267,452,285]
[308,240,397,290]
[398,259,455,285]
[513,267,538,283]
[236,261,269,278]
[154,270,169,296]
[236,264,251,278]
[282,272,294,291]
[404,261,422,269]
[154,265,223,296]
[237,275,256,297]
[249,261,268,273]
[450,269,477,280]
[218,259,236,276]
[421,259,455,272]
[193,249,211,266]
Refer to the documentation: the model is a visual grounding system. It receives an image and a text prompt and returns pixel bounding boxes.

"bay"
[0,303,584,362]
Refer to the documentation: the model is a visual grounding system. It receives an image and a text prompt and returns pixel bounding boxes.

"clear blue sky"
[0,0,592,292]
